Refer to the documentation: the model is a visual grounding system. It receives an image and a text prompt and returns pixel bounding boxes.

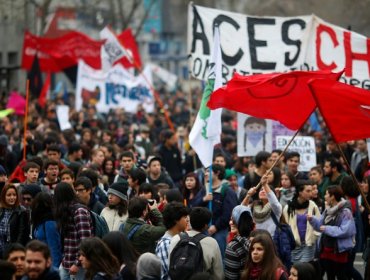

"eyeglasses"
[74,188,86,193]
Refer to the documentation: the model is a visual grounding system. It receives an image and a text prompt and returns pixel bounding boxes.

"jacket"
[21,266,60,280]
[33,220,62,268]
[283,200,320,246]
[100,207,128,231]
[211,181,238,231]
[309,201,356,253]
[121,209,166,254]
[0,205,29,245]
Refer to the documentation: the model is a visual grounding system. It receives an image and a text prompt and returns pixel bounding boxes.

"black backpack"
[169,232,206,280]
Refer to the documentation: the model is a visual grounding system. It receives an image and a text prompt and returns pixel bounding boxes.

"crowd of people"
[0,89,369,280]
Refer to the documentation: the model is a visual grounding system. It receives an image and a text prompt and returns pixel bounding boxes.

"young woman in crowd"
[0,184,29,256]
[241,233,288,280]
[288,262,317,280]
[79,237,121,280]
[311,183,324,213]
[54,182,93,280]
[225,205,255,280]
[308,185,356,280]
[102,157,117,188]
[283,181,320,263]
[246,174,282,237]
[182,172,205,208]
[100,182,128,231]
[31,192,62,268]
[103,231,139,280]
[279,171,297,209]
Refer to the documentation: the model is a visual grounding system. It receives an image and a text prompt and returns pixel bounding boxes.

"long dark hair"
[53,182,81,231]
[102,231,139,276]
[80,237,120,280]
[108,198,128,217]
[31,192,54,227]
[287,180,312,216]
[0,184,19,209]
[241,234,284,280]
[182,172,201,199]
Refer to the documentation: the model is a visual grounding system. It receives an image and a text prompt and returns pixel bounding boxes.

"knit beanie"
[107,182,128,201]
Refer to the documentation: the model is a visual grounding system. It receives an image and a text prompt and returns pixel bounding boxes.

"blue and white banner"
[76,60,154,113]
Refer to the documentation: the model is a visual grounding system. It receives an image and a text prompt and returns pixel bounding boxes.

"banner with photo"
[276,136,317,172]
[188,5,370,88]
[76,60,154,113]
[237,113,272,156]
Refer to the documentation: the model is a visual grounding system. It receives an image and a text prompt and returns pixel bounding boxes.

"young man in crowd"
[127,167,147,199]
[285,151,308,180]
[23,240,60,280]
[114,151,136,183]
[59,168,75,186]
[169,207,224,280]
[73,176,104,215]
[121,197,166,254]
[146,155,175,189]
[78,168,108,205]
[39,159,60,195]
[3,243,27,280]
[155,202,189,280]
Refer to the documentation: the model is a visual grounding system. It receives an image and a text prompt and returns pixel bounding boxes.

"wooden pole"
[23,80,30,160]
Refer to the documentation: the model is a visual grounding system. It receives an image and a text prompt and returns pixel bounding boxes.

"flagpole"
[23,79,30,160]
[208,164,213,212]
[336,143,370,212]
[115,32,175,132]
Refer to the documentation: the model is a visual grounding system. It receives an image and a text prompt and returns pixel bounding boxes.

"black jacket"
[0,205,29,245]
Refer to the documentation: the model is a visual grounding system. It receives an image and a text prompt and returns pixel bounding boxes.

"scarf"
[249,263,262,279]
[287,197,309,216]
[253,203,272,223]
[324,198,349,224]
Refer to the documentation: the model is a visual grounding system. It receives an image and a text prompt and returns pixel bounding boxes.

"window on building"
[8,52,18,66]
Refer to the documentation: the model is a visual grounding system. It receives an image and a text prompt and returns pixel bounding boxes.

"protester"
[114,151,136,183]
[155,202,189,280]
[23,240,60,280]
[3,243,26,280]
[225,205,254,280]
[169,207,224,280]
[73,176,105,215]
[31,192,62,268]
[120,197,166,254]
[136,253,161,280]
[240,233,288,280]
[279,171,297,209]
[103,231,139,280]
[127,167,147,199]
[0,184,29,256]
[182,172,205,208]
[0,260,16,280]
[54,182,93,280]
[289,262,317,280]
[225,169,247,204]
[283,181,320,263]
[79,237,120,280]
[146,155,175,189]
[100,182,128,231]
[308,185,356,280]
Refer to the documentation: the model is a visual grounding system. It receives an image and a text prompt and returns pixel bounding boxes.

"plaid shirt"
[61,204,92,269]
[155,231,173,280]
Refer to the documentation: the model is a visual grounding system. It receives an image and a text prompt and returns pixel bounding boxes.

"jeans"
[59,264,85,280]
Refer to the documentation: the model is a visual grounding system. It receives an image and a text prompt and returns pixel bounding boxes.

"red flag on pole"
[309,79,370,142]
[39,72,51,108]
[207,70,342,130]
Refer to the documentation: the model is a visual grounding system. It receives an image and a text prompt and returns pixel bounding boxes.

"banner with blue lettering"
[188,5,370,89]
[76,60,154,113]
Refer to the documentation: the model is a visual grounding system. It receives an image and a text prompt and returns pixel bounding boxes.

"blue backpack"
[271,213,296,270]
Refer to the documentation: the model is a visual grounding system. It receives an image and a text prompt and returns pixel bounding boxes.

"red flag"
[207,70,342,130]
[309,79,370,142]
[39,72,51,107]
[116,28,142,69]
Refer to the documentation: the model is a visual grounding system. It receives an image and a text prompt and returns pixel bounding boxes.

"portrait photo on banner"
[237,113,272,157]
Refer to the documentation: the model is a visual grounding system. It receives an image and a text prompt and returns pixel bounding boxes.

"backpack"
[271,212,295,270]
[90,210,109,238]
[169,232,206,280]
[119,223,143,240]
[73,204,109,238]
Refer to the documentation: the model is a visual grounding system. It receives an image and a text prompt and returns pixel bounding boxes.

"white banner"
[276,136,317,172]
[237,113,272,156]
[76,60,154,113]
[188,5,370,89]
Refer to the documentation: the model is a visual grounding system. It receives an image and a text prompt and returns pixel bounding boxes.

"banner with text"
[276,136,316,172]
[76,60,154,113]
[188,5,370,88]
